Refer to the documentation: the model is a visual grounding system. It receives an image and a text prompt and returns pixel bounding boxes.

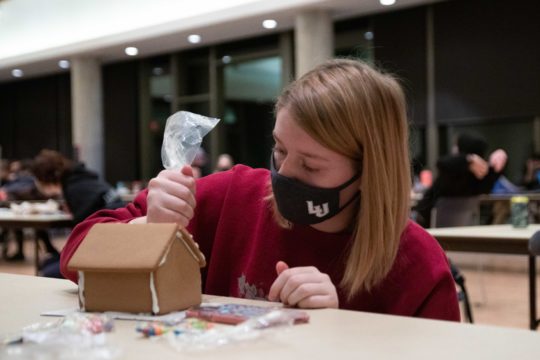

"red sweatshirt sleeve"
[414,272,461,321]
[60,190,149,283]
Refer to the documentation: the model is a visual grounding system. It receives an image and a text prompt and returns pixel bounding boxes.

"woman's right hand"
[146,165,196,228]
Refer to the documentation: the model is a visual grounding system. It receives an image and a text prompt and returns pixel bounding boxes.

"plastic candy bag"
[161,111,220,170]
[166,309,297,352]
[0,312,121,359]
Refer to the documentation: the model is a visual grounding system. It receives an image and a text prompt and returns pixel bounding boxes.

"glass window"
[220,55,282,168]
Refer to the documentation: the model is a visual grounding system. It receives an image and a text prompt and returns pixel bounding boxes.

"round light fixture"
[11,69,24,78]
[152,67,164,76]
[262,19,277,29]
[188,34,201,44]
[125,47,139,56]
[58,60,70,69]
[222,55,232,64]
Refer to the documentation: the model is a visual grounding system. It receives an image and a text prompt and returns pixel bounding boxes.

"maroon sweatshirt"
[60,165,460,321]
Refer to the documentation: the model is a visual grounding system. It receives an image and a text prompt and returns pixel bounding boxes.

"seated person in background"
[0,159,9,187]
[0,159,58,261]
[191,148,209,179]
[32,150,124,226]
[522,152,540,190]
[519,152,540,222]
[31,149,125,277]
[414,132,507,228]
[214,153,234,172]
[60,59,459,321]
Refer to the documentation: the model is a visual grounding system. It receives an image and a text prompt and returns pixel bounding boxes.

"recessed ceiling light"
[188,34,201,44]
[58,60,70,69]
[11,69,24,78]
[125,47,139,56]
[152,67,164,76]
[222,55,232,64]
[380,0,396,5]
[262,19,277,29]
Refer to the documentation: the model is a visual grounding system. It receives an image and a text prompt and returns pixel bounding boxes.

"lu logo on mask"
[307,201,330,218]
[270,155,360,225]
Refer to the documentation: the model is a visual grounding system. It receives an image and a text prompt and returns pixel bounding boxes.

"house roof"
[68,223,184,272]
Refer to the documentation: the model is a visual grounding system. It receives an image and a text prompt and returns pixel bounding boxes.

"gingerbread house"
[68,223,206,314]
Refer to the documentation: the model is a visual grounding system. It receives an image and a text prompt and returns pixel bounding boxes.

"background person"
[31,149,124,277]
[0,159,57,261]
[413,132,507,228]
[522,152,540,190]
[60,59,459,321]
[214,153,234,172]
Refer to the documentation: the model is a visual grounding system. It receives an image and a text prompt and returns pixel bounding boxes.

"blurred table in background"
[427,224,540,329]
[0,209,72,274]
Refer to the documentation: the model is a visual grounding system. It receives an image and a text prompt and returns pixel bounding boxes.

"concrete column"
[294,10,333,78]
[425,6,438,175]
[70,57,104,176]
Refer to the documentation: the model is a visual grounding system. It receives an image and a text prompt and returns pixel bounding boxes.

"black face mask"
[270,155,361,225]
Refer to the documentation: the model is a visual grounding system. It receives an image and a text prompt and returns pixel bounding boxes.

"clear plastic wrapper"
[166,309,296,352]
[0,312,121,359]
[161,111,220,170]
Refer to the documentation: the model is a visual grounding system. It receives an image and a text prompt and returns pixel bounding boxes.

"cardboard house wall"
[68,223,206,315]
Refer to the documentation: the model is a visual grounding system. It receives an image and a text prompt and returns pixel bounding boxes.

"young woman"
[60,59,460,321]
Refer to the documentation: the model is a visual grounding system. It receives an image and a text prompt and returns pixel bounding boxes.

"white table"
[1,273,540,359]
[427,224,540,329]
[0,210,72,273]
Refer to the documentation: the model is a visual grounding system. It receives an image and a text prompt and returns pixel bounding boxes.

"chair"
[431,196,480,228]
[431,196,480,323]
[530,231,540,255]
[529,231,540,329]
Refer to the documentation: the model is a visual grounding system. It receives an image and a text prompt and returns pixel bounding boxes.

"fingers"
[489,149,508,173]
[146,166,197,226]
[268,266,338,309]
[468,154,488,179]
[297,294,338,309]
[268,261,290,300]
[181,165,194,178]
[278,272,328,305]
[149,192,194,222]
[269,266,313,302]
[151,176,196,207]
[275,261,289,275]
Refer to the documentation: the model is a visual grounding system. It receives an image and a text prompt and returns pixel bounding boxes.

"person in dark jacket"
[414,132,507,228]
[32,150,124,225]
[31,149,125,277]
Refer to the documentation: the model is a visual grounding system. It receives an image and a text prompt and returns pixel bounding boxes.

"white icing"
[78,271,85,311]
[159,244,170,267]
[177,230,199,263]
[150,272,159,314]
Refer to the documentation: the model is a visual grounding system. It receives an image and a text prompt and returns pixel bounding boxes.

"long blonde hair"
[273,59,411,299]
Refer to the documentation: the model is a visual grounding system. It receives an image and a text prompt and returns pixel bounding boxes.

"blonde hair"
[273,59,411,299]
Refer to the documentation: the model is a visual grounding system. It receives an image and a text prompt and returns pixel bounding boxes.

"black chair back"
[431,196,480,228]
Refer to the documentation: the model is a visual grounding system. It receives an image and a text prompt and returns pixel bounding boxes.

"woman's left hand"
[268,261,339,309]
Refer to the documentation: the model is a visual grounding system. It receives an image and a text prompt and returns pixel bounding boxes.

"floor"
[0,233,538,331]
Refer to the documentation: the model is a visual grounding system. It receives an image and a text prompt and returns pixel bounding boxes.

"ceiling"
[0,0,441,82]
